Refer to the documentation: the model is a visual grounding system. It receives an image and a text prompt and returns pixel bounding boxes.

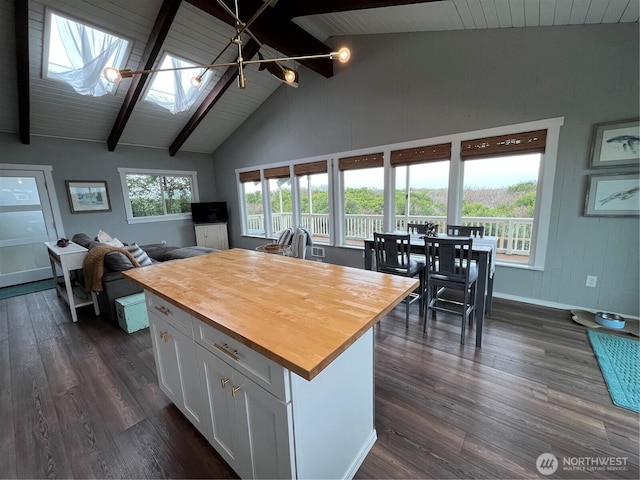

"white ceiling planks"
[3,0,638,154]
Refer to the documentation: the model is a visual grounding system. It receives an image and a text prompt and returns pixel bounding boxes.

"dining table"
[363,233,498,347]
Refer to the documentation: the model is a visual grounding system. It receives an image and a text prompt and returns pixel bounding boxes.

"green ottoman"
[115,293,148,333]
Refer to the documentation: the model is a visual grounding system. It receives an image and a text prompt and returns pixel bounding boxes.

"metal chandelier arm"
[103,0,350,87]
[105,49,349,82]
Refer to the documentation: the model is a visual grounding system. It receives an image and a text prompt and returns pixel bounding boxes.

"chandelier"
[104,0,350,89]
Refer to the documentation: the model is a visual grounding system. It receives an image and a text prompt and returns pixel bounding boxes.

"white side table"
[45,241,100,323]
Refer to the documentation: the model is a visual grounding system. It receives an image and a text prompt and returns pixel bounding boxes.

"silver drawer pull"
[214,342,240,361]
[154,305,171,316]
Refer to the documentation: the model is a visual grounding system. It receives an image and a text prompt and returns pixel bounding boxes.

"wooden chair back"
[446,224,484,238]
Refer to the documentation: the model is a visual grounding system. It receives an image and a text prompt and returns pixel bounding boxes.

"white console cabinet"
[195,223,229,250]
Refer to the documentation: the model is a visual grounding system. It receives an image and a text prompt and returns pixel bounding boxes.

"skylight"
[44,10,130,96]
[144,53,213,114]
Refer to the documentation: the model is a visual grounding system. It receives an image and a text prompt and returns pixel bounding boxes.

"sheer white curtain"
[146,56,205,114]
[49,14,126,96]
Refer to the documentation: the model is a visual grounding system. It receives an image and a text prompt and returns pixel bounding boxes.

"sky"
[345,154,541,189]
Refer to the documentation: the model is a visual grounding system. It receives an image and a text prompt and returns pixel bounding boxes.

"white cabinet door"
[235,371,293,480]
[149,313,183,407]
[197,345,252,479]
[149,313,206,435]
[195,224,229,250]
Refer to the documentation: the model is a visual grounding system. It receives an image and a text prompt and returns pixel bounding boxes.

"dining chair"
[373,233,425,328]
[446,224,484,238]
[423,236,478,345]
[407,222,439,237]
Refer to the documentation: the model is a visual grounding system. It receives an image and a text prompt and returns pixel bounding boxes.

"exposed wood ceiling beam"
[277,0,442,18]
[14,0,30,144]
[186,0,333,78]
[107,0,182,151]
[169,39,260,156]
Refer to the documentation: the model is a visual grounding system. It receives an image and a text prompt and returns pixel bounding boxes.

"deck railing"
[248,214,533,256]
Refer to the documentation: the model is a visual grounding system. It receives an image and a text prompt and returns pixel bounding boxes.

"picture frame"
[589,119,640,168]
[584,173,639,217]
[65,180,111,213]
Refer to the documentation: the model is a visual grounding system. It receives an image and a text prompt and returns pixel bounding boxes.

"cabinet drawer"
[195,320,289,401]
[146,292,193,339]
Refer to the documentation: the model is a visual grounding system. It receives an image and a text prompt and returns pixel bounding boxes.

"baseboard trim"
[493,292,640,321]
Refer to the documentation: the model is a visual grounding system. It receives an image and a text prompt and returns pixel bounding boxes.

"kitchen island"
[124,248,418,479]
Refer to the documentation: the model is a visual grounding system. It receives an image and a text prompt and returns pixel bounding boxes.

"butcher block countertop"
[123,248,418,380]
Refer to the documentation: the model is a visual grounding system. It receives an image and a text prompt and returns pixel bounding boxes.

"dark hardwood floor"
[0,288,638,479]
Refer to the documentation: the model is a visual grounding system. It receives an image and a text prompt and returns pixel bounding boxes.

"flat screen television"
[191,202,228,224]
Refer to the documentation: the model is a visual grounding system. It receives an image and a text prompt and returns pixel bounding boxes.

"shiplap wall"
[0,133,218,248]
[211,23,640,317]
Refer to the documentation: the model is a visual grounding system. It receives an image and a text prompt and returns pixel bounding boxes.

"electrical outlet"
[586,275,597,288]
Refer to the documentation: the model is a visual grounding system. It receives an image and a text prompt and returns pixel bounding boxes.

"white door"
[0,169,59,287]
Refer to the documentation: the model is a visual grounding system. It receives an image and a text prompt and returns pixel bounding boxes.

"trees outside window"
[119,169,197,223]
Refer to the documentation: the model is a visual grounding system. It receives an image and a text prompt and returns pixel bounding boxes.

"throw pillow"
[124,243,153,266]
[105,237,124,248]
[96,229,113,243]
[291,227,307,259]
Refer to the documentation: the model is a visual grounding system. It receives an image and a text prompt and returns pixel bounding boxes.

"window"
[239,170,265,235]
[235,118,562,270]
[44,10,130,96]
[264,166,292,236]
[144,53,213,114]
[295,161,330,245]
[338,153,385,246]
[460,129,548,265]
[391,143,451,232]
[118,168,198,224]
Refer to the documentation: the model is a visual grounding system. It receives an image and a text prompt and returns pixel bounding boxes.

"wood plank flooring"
[0,288,638,479]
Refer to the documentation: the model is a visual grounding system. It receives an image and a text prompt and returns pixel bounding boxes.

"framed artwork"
[589,119,640,168]
[584,173,639,216]
[65,180,111,213]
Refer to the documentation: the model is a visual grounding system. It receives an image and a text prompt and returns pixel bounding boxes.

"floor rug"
[0,278,56,300]
[587,330,640,413]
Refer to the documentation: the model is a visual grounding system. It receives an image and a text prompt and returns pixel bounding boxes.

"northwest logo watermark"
[536,453,628,475]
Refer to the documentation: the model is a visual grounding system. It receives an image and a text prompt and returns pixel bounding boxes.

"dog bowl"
[594,312,626,329]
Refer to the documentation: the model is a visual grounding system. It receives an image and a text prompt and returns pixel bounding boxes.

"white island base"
[146,291,376,479]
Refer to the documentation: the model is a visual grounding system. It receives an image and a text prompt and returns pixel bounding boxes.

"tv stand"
[195,223,229,250]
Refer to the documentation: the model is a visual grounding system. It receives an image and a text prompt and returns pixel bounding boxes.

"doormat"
[571,310,639,337]
[587,330,640,413]
[0,279,56,300]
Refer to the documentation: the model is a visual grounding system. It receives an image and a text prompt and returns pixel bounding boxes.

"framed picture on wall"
[589,119,640,168]
[584,173,640,216]
[65,180,111,213]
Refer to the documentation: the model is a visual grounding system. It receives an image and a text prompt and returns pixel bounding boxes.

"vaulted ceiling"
[2,0,638,156]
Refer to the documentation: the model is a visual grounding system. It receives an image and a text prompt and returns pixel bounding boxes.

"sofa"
[72,233,218,323]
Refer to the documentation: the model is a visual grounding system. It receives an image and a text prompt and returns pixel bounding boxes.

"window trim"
[42,9,132,95]
[236,117,563,270]
[142,51,213,113]
[118,168,199,224]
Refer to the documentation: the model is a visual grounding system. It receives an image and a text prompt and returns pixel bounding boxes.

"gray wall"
[211,24,639,317]
[1,133,217,246]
